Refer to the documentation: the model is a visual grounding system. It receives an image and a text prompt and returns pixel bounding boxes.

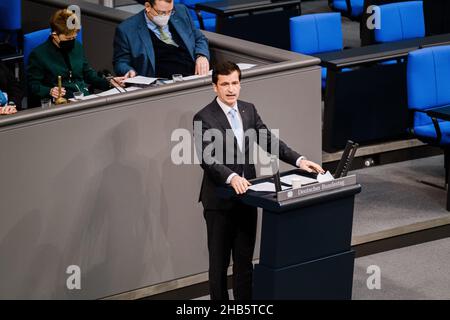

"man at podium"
[193,61,324,300]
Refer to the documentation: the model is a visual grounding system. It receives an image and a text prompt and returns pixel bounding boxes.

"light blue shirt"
[216,97,244,184]
[144,11,176,44]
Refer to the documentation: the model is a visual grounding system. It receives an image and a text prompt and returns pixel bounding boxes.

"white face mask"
[152,14,170,27]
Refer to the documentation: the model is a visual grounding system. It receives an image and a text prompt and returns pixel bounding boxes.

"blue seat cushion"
[414,122,450,145]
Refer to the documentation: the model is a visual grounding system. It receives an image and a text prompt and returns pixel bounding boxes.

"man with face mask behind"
[113,0,210,79]
[27,9,125,106]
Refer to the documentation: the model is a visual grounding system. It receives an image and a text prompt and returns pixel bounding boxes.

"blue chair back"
[24,28,83,68]
[375,1,425,43]
[330,0,364,17]
[408,45,450,130]
[290,12,343,55]
[0,0,21,31]
[179,0,217,31]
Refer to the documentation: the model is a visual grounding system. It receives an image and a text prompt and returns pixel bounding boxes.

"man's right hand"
[230,176,252,195]
[124,70,136,78]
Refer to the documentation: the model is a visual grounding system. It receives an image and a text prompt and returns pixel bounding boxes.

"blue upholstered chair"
[329,0,364,18]
[24,28,83,69]
[0,0,22,53]
[407,45,450,209]
[290,13,344,89]
[407,45,450,146]
[375,1,425,43]
[179,0,216,32]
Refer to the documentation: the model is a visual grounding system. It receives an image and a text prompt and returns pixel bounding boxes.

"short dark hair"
[212,61,241,84]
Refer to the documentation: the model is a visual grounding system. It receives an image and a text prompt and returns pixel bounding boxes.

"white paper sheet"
[96,86,141,97]
[280,174,317,186]
[237,63,257,70]
[248,182,289,192]
[123,76,158,85]
[316,171,335,183]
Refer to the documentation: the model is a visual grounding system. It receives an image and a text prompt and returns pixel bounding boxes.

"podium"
[217,169,361,300]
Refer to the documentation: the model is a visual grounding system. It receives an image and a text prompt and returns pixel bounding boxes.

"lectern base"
[253,250,355,300]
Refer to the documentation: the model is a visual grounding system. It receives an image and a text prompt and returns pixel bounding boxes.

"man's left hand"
[195,56,209,76]
[299,159,325,174]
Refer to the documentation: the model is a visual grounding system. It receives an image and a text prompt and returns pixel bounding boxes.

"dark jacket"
[27,38,109,104]
[193,99,301,210]
[0,61,24,108]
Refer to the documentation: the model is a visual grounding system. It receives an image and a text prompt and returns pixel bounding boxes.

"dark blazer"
[0,61,23,109]
[194,99,301,210]
[113,4,210,76]
[27,38,109,103]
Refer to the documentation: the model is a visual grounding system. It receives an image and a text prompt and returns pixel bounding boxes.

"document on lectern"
[248,182,289,192]
[317,171,334,183]
[280,174,317,186]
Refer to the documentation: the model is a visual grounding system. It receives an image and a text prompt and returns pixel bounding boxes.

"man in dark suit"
[113,0,210,79]
[193,61,324,300]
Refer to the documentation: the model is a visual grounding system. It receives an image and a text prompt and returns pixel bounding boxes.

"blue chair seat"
[414,122,450,145]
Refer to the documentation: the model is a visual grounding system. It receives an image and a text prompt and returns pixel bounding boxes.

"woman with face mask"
[27,9,125,107]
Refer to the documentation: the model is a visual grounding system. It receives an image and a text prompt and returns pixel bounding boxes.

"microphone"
[270,155,282,193]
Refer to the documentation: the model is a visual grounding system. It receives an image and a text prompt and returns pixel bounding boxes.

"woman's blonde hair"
[49,9,80,36]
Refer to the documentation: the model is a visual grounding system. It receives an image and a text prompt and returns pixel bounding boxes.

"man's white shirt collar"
[216,97,238,116]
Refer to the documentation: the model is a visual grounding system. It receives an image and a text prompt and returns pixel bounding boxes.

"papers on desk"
[280,174,317,186]
[248,182,289,192]
[123,76,158,85]
[68,94,99,102]
[68,86,142,101]
[97,86,141,96]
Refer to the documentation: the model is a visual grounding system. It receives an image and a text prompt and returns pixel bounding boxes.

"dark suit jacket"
[113,4,210,76]
[0,61,23,109]
[194,99,301,210]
